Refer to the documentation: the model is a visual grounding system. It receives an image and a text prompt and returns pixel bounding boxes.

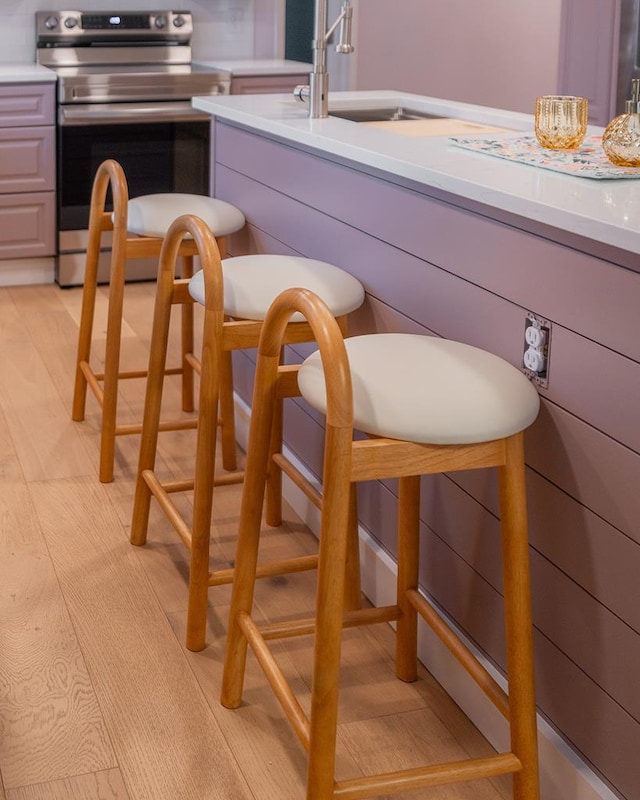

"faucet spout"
[299,0,354,119]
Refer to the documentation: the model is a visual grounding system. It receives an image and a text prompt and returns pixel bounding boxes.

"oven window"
[58,120,211,230]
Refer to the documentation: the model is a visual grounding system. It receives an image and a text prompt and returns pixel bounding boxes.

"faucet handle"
[336,1,354,53]
[293,85,310,103]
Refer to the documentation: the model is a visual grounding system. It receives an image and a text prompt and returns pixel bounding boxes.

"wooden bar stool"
[71,159,246,483]
[222,288,541,800]
[130,216,365,652]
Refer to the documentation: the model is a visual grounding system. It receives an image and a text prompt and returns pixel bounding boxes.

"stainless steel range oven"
[36,10,230,286]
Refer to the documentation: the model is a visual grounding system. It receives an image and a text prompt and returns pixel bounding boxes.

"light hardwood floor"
[0,281,512,800]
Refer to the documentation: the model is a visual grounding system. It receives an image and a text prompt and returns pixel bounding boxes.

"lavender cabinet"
[0,83,55,260]
[213,118,640,800]
[0,82,55,128]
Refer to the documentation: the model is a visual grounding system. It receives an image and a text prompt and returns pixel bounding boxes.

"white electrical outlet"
[522,313,551,388]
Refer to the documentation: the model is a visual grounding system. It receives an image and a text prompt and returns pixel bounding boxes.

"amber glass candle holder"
[534,95,588,150]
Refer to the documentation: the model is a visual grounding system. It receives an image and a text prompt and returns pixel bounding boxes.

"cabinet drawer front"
[0,192,55,258]
[0,83,55,127]
[0,127,55,192]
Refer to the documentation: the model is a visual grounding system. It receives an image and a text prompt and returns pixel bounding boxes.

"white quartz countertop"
[194,59,311,76]
[0,64,56,83]
[192,89,640,257]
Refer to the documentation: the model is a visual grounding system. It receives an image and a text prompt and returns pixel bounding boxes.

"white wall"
[350,0,563,114]
[1,0,265,64]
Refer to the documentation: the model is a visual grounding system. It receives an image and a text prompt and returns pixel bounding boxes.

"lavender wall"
[350,0,563,112]
[347,0,621,125]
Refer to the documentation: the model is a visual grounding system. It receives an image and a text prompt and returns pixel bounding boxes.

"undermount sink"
[328,106,515,138]
[329,106,442,123]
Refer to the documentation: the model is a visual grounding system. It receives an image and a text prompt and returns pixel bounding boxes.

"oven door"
[56,102,211,286]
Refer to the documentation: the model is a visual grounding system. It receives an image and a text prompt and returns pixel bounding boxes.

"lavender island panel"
[214,117,640,800]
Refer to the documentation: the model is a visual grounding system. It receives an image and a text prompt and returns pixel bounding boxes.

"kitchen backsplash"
[2,0,273,64]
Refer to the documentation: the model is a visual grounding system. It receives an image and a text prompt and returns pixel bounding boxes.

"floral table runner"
[449,133,640,179]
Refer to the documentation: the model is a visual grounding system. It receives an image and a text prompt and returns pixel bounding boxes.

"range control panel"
[36,11,193,43]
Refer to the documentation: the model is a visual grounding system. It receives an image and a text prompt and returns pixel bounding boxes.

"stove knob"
[63,16,79,29]
[154,15,168,29]
[43,15,59,29]
[173,14,186,28]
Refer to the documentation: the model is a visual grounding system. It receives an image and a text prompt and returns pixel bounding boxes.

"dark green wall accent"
[285,0,314,63]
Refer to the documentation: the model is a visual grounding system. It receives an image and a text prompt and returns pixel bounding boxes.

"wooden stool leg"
[213,235,239,472]
[218,346,238,472]
[186,312,223,652]
[343,485,362,612]
[498,433,540,800]
[306,425,353,800]
[72,211,103,423]
[265,390,283,527]
[130,262,177,547]
[180,253,195,414]
[221,352,280,707]
[71,231,99,422]
[396,474,421,682]
[98,231,127,483]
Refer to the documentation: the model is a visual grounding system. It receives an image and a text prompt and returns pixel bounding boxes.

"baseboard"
[234,397,619,800]
[0,257,55,287]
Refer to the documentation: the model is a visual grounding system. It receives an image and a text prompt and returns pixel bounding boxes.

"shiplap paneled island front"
[193,89,640,800]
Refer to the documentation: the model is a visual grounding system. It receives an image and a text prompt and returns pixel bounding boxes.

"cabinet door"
[0,192,56,258]
[0,127,55,193]
[0,83,55,127]
[231,74,309,95]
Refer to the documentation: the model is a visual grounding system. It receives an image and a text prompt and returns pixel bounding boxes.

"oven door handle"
[58,101,212,126]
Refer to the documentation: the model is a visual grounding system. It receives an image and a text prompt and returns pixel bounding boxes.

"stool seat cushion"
[298,333,540,444]
[189,255,365,321]
[125,193,246,238]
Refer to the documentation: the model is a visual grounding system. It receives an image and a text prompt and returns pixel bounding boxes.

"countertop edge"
[0,64,57,83]
[193,90,638,257]
[194,59,311,77]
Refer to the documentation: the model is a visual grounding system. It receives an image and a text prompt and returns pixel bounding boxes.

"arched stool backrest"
[130,229,366,653]
[71,158,245,483]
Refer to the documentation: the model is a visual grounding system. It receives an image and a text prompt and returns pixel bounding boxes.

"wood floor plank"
[28,476,252,800]
[0,284,520,800]
[365,622,513,799]
[53,281,200,492]
[167,608,360,800]
[0,290,94,482]
[338,707,507,800]
[8,285,87,411]
[0,410,117,789]
[6,768,129,800]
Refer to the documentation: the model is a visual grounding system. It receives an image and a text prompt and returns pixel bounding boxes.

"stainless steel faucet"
[294,0,354,119]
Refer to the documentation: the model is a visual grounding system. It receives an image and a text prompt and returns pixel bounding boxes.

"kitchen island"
[193,90,640,800]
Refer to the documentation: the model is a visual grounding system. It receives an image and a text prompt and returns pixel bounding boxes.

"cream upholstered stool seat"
[130,218,365,653]
[222,288,541,800]
[188,253,365,319]
[127,192,245,239]
[299,333,540,444]
[71,159,246,483]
